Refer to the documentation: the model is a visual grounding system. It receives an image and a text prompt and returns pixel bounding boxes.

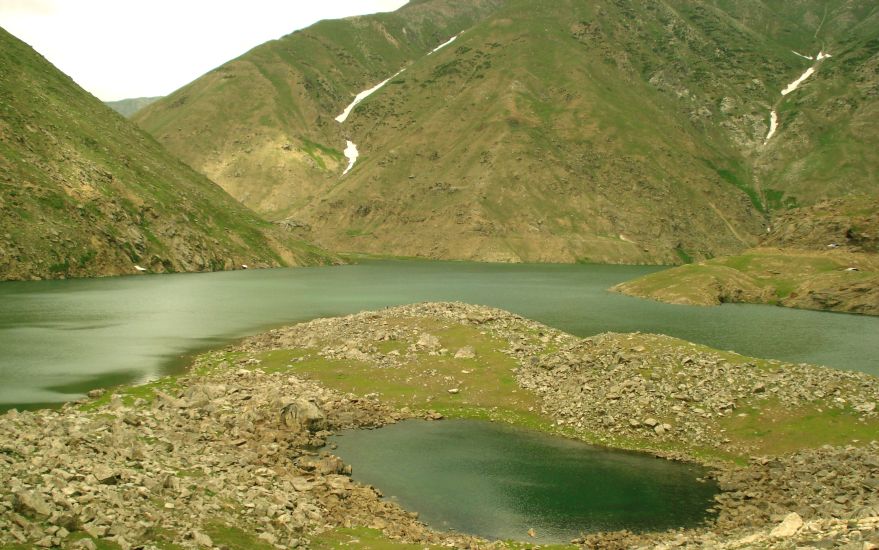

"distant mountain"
[105,96,162,117]
[134,0,879,264]
[0,27,336,281]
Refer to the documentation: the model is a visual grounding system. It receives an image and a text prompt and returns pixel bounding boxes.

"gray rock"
[417,333,441,350]
[281,398,327,432]
[769,512,803,538]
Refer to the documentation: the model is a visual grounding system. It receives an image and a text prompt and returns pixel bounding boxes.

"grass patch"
[309,527,447,549]
[615,248,875,309]
[308,526,578,549]
[719,399,879,456]
[675,246,694,264]
[254,320,550,430]
[78,375,183,412]
[301,138,344,171]
[203,522,274,550]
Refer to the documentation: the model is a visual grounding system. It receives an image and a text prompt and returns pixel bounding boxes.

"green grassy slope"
[134,0,879,264]
[134,0,505,218]
[0,27,336,280]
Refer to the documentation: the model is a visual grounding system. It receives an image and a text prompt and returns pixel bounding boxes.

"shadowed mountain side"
[0,27,337,281]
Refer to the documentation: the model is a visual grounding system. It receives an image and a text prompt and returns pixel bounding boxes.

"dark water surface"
[1,260,877,408]
[330,419,718,543]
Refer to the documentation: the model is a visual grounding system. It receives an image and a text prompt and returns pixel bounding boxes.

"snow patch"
[791,51,813,61]
[334,33,464,176]
[781,67,815,96]
[764,110,778,143]
[765,51,830,143]
[335,68,406,123]
[429,34,459,55]
[342,140,359,175]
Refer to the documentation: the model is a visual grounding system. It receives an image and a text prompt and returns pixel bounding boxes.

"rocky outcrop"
[0,361,477,549]
[781,275,879,315]
[763,196,879,253]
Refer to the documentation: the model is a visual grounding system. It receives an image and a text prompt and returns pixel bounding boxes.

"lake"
[329,419,718,543]
[1,260,877,409]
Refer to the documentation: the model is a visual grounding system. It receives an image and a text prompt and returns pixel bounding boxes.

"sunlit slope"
[134,0,505,218]
[135,0,879,263]
[0,27,335,281]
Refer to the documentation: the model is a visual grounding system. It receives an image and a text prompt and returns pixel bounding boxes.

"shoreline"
[1,303,878,549]
[612,248,879,317]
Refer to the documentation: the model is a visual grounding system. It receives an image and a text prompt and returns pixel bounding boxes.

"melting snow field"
[334,34,461,174]
[781,67,816,96]
[335,68,406,123]
[429,34,459,55]
[764,50,831,144]
[342,140,359,175]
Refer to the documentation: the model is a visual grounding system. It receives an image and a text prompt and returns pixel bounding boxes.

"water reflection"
[330,419,718,542]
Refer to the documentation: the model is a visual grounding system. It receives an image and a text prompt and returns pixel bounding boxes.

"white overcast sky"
[0,0,408,101]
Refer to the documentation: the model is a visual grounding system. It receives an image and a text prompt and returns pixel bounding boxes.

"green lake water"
[329,419,718,543]
[1,260,877,409]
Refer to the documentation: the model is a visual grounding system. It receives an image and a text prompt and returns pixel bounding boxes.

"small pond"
[329,419,718,543]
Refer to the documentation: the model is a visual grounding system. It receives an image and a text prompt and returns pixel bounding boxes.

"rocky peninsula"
[1,303,878,549]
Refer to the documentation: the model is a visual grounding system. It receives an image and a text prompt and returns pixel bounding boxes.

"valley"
[0,0,877,548]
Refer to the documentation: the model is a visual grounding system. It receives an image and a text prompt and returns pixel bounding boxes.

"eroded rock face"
[0,302,877,550]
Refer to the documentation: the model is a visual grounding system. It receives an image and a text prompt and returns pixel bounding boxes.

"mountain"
[134,0,879,264]
[105,96,162,117]
[0,27,336,281]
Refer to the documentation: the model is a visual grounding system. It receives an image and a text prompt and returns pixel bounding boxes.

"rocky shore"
[1,302,878,549]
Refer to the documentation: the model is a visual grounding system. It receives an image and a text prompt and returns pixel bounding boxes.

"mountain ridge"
[134,0,879,264]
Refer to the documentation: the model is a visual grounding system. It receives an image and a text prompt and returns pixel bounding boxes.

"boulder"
[417,333,441,350]
[769,512,803,538]
[92,464,120,485]
[454,346,476,359]
[12,491,52,518]
[281,398,327,432]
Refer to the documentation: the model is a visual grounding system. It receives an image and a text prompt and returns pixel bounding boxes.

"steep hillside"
[134,0,505,220]
[105,96,162,117]
[763,195,879,252]
[0,27,335,281]
[135,0,879,264]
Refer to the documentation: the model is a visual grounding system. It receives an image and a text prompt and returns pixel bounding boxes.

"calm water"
[330,419,718,543]
[1,260,877,408]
